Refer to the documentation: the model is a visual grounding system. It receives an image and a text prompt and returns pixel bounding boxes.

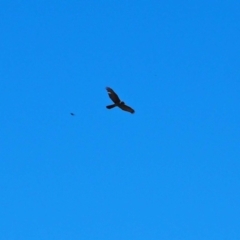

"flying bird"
[106,87,135,114]
[70,113,75,116]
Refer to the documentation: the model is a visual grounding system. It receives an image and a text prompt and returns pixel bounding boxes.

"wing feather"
[119,104,135,114]
[106,87,121,104]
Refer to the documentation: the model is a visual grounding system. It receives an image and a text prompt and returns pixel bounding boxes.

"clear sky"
[1,1,240,239]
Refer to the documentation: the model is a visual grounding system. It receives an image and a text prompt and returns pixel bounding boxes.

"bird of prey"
[106,87,135,114]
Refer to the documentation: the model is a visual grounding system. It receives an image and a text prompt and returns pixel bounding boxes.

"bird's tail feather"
[106,104,116,109]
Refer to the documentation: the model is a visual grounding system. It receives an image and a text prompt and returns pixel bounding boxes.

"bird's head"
[121,101,125,105]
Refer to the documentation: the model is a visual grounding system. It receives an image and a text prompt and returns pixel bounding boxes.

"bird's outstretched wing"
[119,104,135,114]
[106,87,121,104]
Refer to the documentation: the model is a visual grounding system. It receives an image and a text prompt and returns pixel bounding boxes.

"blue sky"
[1,1,240,239]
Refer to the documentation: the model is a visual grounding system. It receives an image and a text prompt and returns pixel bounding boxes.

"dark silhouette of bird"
[106,87,135,114]
[70,113,75,116]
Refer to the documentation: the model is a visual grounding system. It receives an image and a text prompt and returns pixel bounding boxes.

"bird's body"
[105,87,135,114]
